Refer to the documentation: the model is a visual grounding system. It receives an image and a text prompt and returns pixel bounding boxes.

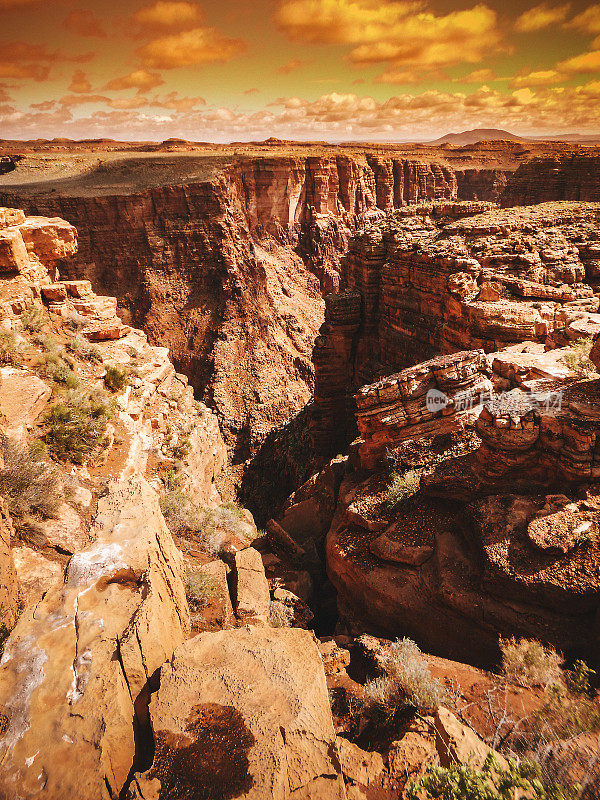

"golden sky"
[1,0,600,140]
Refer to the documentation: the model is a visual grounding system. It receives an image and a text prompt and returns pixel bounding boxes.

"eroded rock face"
[0,478,190,800]
[0,497,18,631]
[132,626,346,800]
[312,202,600,456]
[503,155,600,206]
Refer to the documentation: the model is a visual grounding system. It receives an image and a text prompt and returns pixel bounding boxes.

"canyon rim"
[1,1,600,799]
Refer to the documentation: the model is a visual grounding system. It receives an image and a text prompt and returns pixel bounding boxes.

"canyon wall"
[455,168,509,202]
[503,154,600,205]
[312,202,600,455]
[0,155,457,464]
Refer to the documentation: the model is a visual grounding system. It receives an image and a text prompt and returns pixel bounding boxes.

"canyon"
[0,141,600,798]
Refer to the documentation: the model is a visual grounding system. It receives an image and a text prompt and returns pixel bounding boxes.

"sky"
[1,0,600,141]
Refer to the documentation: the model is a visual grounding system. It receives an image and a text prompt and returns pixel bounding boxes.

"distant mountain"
[426,128,526,146]
[426,127,600,146]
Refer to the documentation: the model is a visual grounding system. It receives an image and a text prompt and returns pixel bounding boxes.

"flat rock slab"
[134,626,346,800]
[0,368,51,436]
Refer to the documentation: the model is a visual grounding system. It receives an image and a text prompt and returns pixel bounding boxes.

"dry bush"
[562,337,596,376]
[363,638,446,719]
[43,391,113,464]
[387,469,420,507]
[0,331,22,366]
[21,304,48,333]
[501,638,563,688]
[269,601,295,628]
[104,365,129,392]
[0,439,63,528]
[185,569,218,612]
[66,335,102,362]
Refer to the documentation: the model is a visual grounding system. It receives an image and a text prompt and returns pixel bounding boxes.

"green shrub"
[363,638,446,719]
[0,620,9,657]
[562,338,596,376]
[533,683,600,741]
[501,638,563,689]
[387,469,420,507]
[567,661,596,696]
[407,753,571,800]
[42,391,113,463]
[0,438,63,526]
[0,331,21,366]
[104,364,129,392]
[21,304,48,333]
[185,569,218,612]
[66,335,102,362]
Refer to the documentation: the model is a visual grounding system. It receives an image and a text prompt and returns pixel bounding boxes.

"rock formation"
[0,478,190,799]
[503,154,600,206]
[455,168,509,202]
[312,201,600,455]
[131,627,346,800]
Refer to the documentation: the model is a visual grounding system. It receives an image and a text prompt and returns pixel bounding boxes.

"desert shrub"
[221,500,244,519]
[163,423,192,462]
[185,569,218,612]
[501,638,563,689]
[269,601,295,628]
[387,469,420,507]
[21,304,48,333]
[66,335,102,362]
[42,391,113,463]
[0,331,21,366]
[104,364,129,392]
[567,661,596,696]
[533,684,600,741]
[34,335,80,387]
[159,489,201,537]
[562,338,596,376]
[0,438,63,526]
[407,753,571,800]
[363,638,446,720]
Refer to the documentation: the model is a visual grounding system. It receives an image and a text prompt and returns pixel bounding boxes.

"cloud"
[277,58,309,74]
[244,87,259,95]
[30,99,55,110]
[376,68,434,84]
[137,27,246,68]
[510,69,563,87]
[69,70,93,93]
[0,42,93,81]
[132,1,203,30]
[565,4,600,34]
[559,49,600,72]
[460,68,497,82]
[515,3,571,33]
[63,10,107,38]
[275,1,502,73]
[105,70,165,93]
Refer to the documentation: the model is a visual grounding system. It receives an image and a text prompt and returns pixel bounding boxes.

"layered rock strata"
[503,154,600,206]
[312,202,600,455]
[0,155,457,461]
[320,343,600,664]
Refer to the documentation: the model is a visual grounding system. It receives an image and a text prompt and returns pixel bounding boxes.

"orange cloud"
[63,10,106,38]
[275,1,502,72]
[559,49,600,72]
[105,70,165,93]
[69,70,93,93]
[277,58,309,74]
[565,4,600,34]
[510,69,563,86]
[137,27,246,69]
[0,42,93,82]
[132,1,203,30]
[0,0,42,6]
[515,3,571,33]
[460,68,497,82]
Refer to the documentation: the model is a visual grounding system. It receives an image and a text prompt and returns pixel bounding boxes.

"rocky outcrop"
[0,157,16,176]
[321,343,600,665]
[456,168,510,202]
[0,478,190,800]
[312,202,600,456]
[131,626,347,800]
[502,155,600,206]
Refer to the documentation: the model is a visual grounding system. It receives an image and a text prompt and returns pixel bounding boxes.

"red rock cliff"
[502,154,600,206]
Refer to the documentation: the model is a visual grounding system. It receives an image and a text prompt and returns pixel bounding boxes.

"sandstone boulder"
[233,546,270,624]
[0,477,189,800]
[133,626,347,799]
[434,707,506,770]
